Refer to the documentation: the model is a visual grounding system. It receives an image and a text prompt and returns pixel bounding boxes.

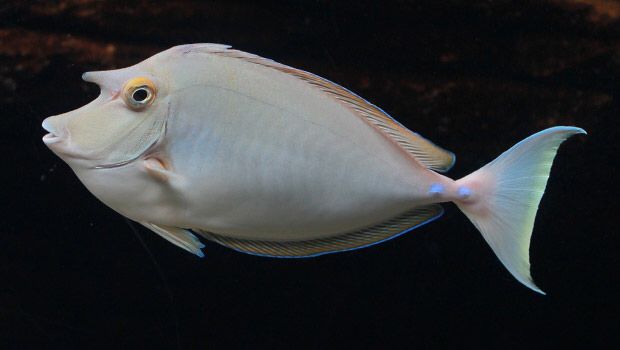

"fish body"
[42,44,584,293]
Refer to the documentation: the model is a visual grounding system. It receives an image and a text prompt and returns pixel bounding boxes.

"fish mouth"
[41,119,62,144]
[42,132,61,144]
[41,118,89,161]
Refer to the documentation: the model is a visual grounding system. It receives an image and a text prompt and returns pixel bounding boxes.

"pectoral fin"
[140,222,205,257]
[142,158,173,182]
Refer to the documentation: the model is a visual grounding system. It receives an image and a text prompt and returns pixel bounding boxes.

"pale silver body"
[48,45,449,241]
[167,58,446,240]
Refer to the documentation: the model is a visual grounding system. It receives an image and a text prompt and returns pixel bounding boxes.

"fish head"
[40,45,225,222]
[41,57,171,170]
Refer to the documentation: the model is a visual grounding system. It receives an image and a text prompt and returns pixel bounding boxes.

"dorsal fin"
[193,205,443,257]
[180,44,455,172]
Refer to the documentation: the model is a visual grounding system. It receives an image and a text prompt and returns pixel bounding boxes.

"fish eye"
[132,88,149,102]
[122,77,157,110]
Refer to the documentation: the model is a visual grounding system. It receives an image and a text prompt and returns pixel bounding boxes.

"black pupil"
[132,88,148,102]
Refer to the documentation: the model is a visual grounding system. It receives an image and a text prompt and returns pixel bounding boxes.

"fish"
[41,43,585,294]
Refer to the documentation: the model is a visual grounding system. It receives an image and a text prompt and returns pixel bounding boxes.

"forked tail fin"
[454,126,586,294]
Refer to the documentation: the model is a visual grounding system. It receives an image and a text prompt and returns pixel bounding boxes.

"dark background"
[1,1,618,349]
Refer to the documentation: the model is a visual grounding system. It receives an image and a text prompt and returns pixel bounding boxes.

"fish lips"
[42,117,64,145]
[41,112,137,166]
[41,116,83,160]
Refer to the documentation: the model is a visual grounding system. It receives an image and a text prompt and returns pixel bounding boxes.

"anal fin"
[194,205,443,257]
[140,222,205,257]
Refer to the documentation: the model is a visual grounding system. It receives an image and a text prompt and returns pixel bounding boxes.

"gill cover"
[72,72,168,168]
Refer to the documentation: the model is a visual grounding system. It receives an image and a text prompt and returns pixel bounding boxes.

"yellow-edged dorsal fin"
[182,44,455,172]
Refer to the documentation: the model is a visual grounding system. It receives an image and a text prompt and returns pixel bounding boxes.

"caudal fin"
[454,126,586,294]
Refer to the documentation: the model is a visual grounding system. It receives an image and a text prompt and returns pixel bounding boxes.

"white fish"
[42,44,585,293]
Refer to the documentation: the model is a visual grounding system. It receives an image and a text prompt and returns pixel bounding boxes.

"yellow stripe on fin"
[182,44,455,172]
[194,205,443,257]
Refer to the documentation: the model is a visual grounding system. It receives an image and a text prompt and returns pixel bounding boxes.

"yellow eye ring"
[122,77,157,110]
